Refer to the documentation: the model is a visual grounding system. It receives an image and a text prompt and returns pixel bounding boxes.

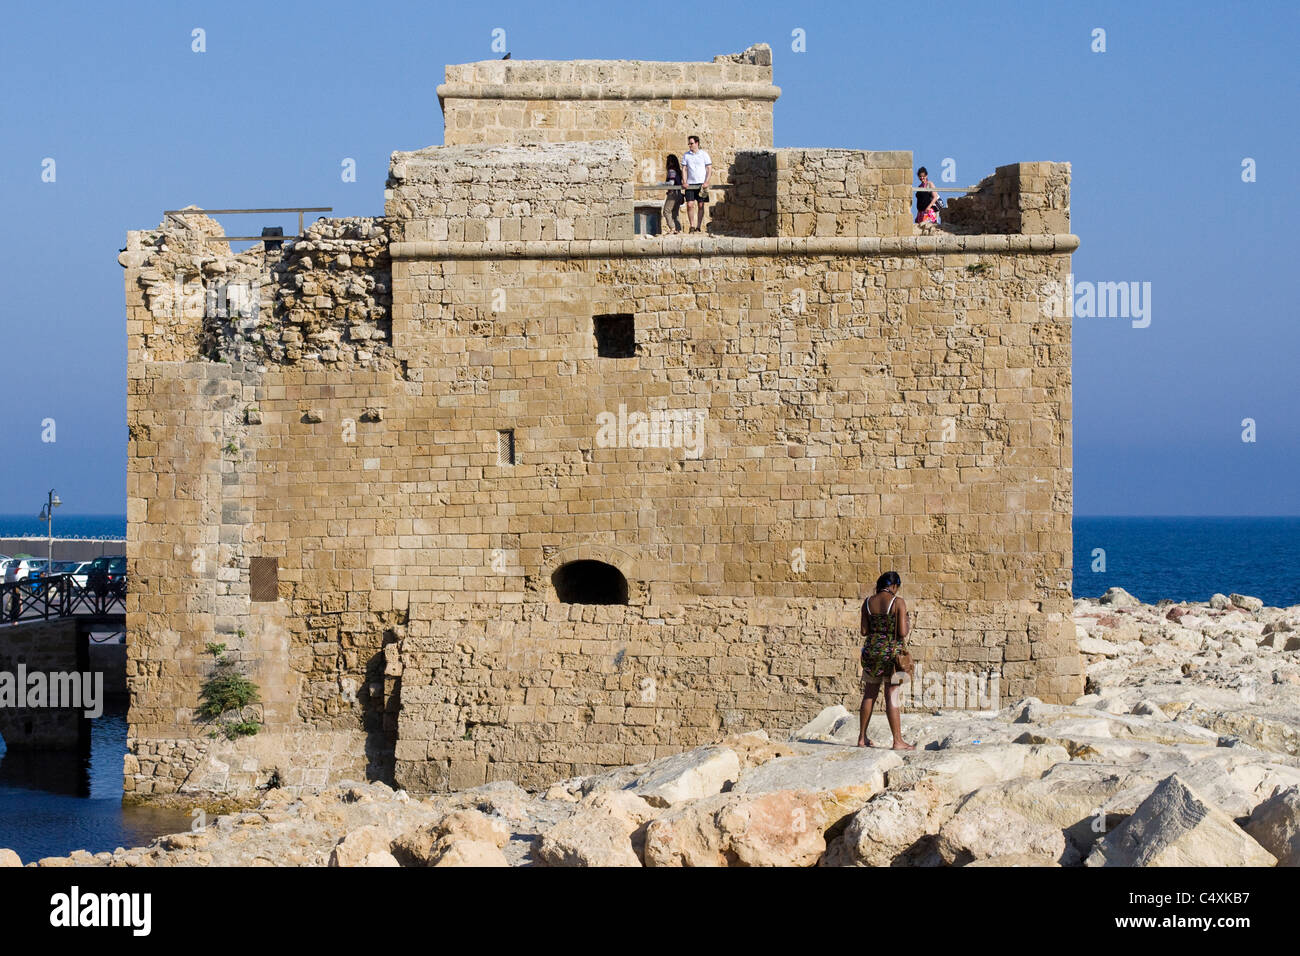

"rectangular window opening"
[594,313,636,358]
[497,429,515,466]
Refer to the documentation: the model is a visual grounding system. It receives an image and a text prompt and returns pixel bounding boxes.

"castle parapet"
[386,141,634,243]
[943,162,1071,235]
[714,148,915,238]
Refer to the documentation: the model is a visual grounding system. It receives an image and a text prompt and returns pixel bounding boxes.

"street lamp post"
[38,489,61,572]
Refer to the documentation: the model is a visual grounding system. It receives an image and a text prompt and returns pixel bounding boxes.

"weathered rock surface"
[1244,785,1300,866]
[643,790,825,867]
[535,791,658,867]
[1085,775,1277,867]
[936,804,1066,865]
[627,746,741,808]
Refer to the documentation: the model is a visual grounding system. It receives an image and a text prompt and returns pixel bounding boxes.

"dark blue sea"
[1072,516,1300,608]
[0,513,126,539]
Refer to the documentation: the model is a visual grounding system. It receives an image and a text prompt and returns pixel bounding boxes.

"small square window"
[497,429,515,466]
[249,557,279,602]
[594,314,636,358]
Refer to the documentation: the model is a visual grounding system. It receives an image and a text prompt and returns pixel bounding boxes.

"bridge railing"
[2,574,126,624]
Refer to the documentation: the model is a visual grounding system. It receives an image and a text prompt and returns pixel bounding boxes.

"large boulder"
[820,779,953,867]
[627,746,740,808]
[885,743,1067,800]
[392,809,509,866]
[1230,594,1264,613]
[1085,774,1277,867]
[535,791,659,867]
[793,705,853,740]
[1099,587,1140,607]
[328,826,394,867]
[732,746,902,829]
[1244,786,1300,866]
[0,849,20,867]
[935,804,1066,865]
[643,790,825,867]
[431,840,510,867]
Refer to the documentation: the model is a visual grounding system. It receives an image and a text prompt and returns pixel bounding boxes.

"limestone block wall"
[944,162,1071,235]
[437,45,778,230]
[713,149,914,238]
[384,235,1079,790]
[386,142,634,243]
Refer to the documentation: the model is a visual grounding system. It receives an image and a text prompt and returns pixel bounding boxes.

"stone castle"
[118,43,1078,800]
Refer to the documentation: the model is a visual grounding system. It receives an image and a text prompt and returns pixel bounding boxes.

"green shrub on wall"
[197,644,262,740]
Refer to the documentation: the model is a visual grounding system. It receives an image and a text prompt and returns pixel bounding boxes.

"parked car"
[33,561,82,599]
[4,558,49,584]
[86,555,127,598]
[68,560,94,589]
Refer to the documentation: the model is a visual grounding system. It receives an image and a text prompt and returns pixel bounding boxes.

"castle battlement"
[120,44,1079,800]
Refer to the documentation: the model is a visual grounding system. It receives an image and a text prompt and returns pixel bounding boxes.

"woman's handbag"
[895,606,915,676]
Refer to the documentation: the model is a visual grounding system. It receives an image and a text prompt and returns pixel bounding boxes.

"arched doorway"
[551,560,629,605]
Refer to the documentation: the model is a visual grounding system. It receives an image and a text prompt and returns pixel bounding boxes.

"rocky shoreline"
[6,590,1299,867]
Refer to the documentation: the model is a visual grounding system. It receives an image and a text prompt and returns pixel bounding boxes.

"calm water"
[0,513,126,540]
[1072,516,1300,607]
[0,705,191,863]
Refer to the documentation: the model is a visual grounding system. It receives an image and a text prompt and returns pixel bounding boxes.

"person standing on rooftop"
[662,154,684,235]
[681,135,712,234]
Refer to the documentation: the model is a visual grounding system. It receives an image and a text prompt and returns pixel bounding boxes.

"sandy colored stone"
[1086,774,1277,867]
[936,804,1066,865]
[1244,785,1300,866]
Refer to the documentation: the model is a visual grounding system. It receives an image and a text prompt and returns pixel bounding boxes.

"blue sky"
[1,0,1296,516]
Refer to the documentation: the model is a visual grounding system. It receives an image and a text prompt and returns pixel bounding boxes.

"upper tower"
[436,43,778,190]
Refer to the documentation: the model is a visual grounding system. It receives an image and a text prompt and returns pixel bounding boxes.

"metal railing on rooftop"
[162,207,333,241]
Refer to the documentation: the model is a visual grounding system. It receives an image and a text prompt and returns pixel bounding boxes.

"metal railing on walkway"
[2,575,125,625]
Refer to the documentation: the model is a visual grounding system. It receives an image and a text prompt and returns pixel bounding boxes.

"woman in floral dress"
[857,571,916,750]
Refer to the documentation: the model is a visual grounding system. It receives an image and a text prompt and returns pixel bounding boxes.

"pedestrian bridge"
[2,576,124,628]
[0,577,125,750]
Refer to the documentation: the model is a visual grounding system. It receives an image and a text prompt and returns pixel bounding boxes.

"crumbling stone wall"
[122,213,403,800]
[944,162,1071,235]
[127,212,392,370]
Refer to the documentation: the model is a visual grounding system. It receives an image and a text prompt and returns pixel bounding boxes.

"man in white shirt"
[681,135,712,233]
